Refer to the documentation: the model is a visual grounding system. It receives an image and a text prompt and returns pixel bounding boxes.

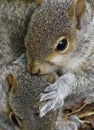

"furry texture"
[25,0,94,119]
[0,0,38,65]
[0,58,83,130]
[0,0,93,130]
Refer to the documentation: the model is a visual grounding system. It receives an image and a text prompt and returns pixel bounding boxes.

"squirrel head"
[25,0,86,74]
[6,70,57,130]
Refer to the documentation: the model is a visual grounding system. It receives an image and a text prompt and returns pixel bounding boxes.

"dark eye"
[9,112,22,128]
[55,38,68,52]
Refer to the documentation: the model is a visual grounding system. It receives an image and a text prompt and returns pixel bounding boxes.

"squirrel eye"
[55,38,69,52]
[9,112,22,128]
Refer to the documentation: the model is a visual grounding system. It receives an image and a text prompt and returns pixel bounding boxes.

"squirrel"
[0,58,57,130]
[0,1,84,130]
[0,57,83,130]
[0,0,42,66]
[25,0,94,117]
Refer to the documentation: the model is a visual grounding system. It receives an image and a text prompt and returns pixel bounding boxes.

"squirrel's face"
[25,0,86,74]
[6,72,57,130]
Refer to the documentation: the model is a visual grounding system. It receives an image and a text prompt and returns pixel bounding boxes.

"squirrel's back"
[0,0,41,65]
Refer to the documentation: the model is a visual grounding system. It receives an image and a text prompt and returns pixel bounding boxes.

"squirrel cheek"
[46,54,63,66]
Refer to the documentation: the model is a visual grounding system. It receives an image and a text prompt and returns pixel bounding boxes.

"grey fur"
[0,58,83,130]
[0,0,93,130]
[0,0,38,65]
[25,0,94,121]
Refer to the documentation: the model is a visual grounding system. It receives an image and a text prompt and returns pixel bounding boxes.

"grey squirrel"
[0,0,93,129]
[25,0,94,117]
[0,58,83,130]
[0,59,57,130]
[0,0,85,130]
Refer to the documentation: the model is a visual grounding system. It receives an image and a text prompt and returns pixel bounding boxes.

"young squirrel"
[25,0,94,117]
[0,59,57,130]
[0,58,83,130]
[0,0,42,66]
[0,1,84,129]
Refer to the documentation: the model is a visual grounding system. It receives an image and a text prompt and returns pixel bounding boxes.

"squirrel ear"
[6,73,18,95]
[68,0,86,29]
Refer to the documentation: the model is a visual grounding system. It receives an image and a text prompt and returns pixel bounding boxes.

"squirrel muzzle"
[27,60,54,75]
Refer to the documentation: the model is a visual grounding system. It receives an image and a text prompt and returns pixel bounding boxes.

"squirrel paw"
[40,81,65,117]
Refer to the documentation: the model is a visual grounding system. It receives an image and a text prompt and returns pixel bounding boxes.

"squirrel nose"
[27,61,41,74]
[31,67,41,74]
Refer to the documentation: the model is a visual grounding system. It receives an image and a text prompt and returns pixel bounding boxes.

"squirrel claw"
[44,83,57,92]
[40,96,64,117]
[40,91,56,102]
